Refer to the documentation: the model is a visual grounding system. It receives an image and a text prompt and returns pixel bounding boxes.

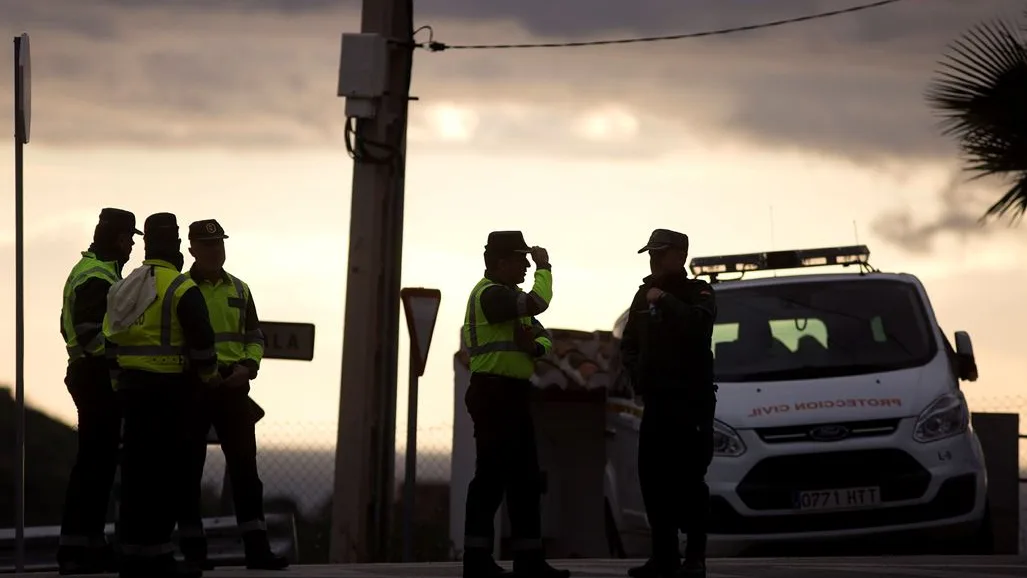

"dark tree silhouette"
[926,12,1027,221]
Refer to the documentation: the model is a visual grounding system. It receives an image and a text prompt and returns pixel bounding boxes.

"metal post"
[401,345,418,562]
[330,0,414,563]
[12,35,26,574]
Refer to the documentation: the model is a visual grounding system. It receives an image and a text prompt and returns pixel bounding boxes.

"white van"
[603,245,990,557]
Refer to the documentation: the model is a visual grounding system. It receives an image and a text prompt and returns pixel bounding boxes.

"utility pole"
[330,0,414,564]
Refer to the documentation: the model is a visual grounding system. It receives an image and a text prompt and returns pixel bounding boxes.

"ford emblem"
[809,424,850,442]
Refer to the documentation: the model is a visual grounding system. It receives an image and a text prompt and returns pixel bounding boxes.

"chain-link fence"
[6,388,1027,563]
[195,420,454,563]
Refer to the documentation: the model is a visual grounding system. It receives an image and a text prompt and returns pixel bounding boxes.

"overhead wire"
[350,1,907,160]
[417,0,906,52]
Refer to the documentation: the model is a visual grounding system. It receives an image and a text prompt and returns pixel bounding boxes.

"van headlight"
[913,392,969,443]
[713,419,746,457]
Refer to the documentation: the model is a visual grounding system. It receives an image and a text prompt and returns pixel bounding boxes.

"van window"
[712,279,936,382]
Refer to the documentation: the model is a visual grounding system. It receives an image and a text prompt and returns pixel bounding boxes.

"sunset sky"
[2,0,1026,454]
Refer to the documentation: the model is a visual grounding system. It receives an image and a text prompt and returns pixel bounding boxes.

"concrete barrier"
[970,412,1020,555]
[0,513,298,573]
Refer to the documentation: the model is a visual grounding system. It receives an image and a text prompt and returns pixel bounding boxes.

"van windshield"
[713,279,937,382]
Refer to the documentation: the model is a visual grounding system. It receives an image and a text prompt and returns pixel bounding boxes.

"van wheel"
[604,501,626,559]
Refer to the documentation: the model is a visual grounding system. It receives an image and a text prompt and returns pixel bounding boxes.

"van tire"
[604,500,626,559]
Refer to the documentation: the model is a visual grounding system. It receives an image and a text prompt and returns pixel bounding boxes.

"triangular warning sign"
[401,287,442,377]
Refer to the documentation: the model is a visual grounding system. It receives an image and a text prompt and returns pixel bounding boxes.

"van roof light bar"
[689,245,872,278]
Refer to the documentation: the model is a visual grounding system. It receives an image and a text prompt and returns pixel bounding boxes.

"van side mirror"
[953,330,978,382]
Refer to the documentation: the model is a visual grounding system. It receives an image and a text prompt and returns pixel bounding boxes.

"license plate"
[794,486,881,511]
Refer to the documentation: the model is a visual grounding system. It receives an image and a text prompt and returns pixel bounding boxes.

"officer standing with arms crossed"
[461,231,570,578]
[57,208,141,574]
[620,229,717,578]
[103,213,221,578]
[176,219,288,571]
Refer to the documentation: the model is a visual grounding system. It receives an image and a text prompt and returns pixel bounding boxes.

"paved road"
[10,557,1026,578]
[224,557,1027,578]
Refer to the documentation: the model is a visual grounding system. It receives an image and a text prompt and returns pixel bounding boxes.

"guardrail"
[0,512,297,573]
[2,426,294,573]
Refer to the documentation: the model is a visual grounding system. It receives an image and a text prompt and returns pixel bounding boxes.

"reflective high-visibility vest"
[189,270,264,367]
[461,275,554,380]
[61,251,121,361]
[103,259,200,376]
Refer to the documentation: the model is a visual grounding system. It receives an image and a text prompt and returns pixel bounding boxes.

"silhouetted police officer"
[176,219,288,571]
[461,231,570,578]
[104,213,220,578]
[620,229,717,578]
[57,208,140,574]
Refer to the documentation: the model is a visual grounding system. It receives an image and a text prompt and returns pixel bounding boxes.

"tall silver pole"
[12,33,28,573]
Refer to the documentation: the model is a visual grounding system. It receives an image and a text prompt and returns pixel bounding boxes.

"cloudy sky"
[1,0,1026,454]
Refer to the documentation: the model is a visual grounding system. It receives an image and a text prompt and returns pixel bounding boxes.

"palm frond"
[926,18,1027,220]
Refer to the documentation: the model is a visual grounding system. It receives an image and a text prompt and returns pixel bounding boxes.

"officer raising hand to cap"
[176,219,288,571]
[461,231,569,578]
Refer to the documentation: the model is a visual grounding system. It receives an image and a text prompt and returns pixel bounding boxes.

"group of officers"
[57,209,288,578]
[460,229,716,578]
[55,218,714,578]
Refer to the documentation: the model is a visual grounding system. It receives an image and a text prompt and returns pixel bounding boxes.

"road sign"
[400,288,441,377]
[15,33,30,145]
[261,321,316,361]
[398,287,441,561]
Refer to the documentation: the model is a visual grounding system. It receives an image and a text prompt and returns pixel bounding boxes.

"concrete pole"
[330,0,414,563]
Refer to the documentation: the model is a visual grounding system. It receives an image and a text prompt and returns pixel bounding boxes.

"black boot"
[58,543,118,575]
[463,549,512,578]
[57,546,103,575]
[242,530,289,570]
[677,559,705,578]
[95,543,120,573]
[512,550,570,578]
[677,562,702,578]
[680,533,706,578]
[628,558,680,578]
[118,553,202,578]
[179,537,213,571]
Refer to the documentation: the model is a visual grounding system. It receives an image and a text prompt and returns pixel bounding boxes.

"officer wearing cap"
[57,208,141,574]
[620,229,717,578]
[460,231,569,578]
[175,219,287,571]
[103,212,220,578]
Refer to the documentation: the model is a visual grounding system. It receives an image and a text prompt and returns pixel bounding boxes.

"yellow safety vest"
[189,270,264,367]
[461,274,554,380]
[102,259,199,377]
[61,251,120,361]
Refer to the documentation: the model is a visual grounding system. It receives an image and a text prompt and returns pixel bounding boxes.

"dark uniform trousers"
[178,380,268,561]
[463,373,545,563]
[117,375,192,571]
[638,389,716,565]
[58,358,122,558]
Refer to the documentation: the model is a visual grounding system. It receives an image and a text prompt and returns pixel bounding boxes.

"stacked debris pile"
[456,328,633,396]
